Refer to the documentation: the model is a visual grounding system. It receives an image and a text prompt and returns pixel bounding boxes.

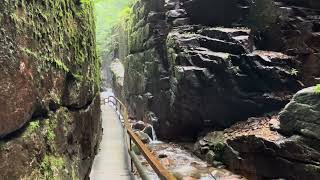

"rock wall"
[112,0,319,139]
[123,0,170,135]
[0,1,101,179]
[107,0,320,179]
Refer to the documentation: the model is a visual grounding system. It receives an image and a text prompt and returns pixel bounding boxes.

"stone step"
[185,47,233,68]
[198,27,253,51]
[174,65,212,86]
[247,50,295,67]
[170,28,251,55]
[199,27,251,38]
[175,65,207,72]
[275,0,320,10]
[198,35,248,55]
[172,45,234,69]
[251,50,293,61]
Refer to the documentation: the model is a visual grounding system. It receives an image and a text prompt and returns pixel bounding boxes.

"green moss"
[0,1,100,178]
[20,47,69,72]
[44,117,58,143]
[40,155,65,180]
[47,129,56,142]
[8,0,100,95]
[29,121,40,132]
[72,73,84,81]
[71,160,79,180]
[213,142,226,160]
[315,84,320,94]
[22,121,41,138]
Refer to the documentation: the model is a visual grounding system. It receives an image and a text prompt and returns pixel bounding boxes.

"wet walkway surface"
[90,90,133,180]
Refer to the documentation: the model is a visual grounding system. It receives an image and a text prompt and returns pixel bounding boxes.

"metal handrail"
[102,96,177,180]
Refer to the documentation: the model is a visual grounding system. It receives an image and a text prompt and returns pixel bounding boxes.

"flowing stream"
[103,89,245,180]
[134,140,245,180]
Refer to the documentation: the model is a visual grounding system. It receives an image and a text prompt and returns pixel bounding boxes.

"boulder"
[224,134,320,180]
[195,115,320,180]
[172,166,201,179]
[132,121,147,131]
[279,86,320,140]
[142,124,154,139]
[136,131,152,144]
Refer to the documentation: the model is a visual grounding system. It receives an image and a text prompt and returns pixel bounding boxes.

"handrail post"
[116,101,118,112]
[129,137,134,173]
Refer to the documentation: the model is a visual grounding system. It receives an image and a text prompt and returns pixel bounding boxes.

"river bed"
[135,141,246,180]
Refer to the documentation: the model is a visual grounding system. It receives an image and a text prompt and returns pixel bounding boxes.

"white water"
[151,125,158,141]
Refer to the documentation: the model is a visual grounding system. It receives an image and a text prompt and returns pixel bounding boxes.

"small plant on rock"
[290,68,299,76]
[40,155,65,179]
[29,121,40,132]
[315,84,320,94]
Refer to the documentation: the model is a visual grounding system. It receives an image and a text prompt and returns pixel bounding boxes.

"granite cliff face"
[110,0,319,138]
[108,0,320,179]
[0,1,101,179]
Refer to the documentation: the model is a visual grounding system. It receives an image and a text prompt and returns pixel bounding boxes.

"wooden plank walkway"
[90,94,133,180]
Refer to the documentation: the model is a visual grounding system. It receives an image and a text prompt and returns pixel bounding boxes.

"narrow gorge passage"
[103,0,320,179]
[90,90,132,180]
[0,0,320,180]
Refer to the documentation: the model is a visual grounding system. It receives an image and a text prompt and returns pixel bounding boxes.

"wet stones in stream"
[130,120,245,179]
[136,142,246,180]
[131,120,156,141]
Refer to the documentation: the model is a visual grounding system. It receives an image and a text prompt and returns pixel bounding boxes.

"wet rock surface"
[0,1,102,179]
[222,116,320,179]
[0,0,100,137]
[0,96,102,180]
[109,0,320,179]
[138,141,246,180]
[113,0,320,139]
[105,0,320,132]
[194,87,320,180]
[166,26,301,137]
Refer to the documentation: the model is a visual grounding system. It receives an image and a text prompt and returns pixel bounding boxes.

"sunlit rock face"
[0,1,102,179]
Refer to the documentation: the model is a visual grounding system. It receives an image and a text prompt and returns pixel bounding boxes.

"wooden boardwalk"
[90,95,133,180]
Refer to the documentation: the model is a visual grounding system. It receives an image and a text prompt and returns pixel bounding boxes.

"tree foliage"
[93,0,133,56]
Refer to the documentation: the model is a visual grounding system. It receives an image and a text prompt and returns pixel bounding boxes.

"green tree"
[93,0,133,56]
